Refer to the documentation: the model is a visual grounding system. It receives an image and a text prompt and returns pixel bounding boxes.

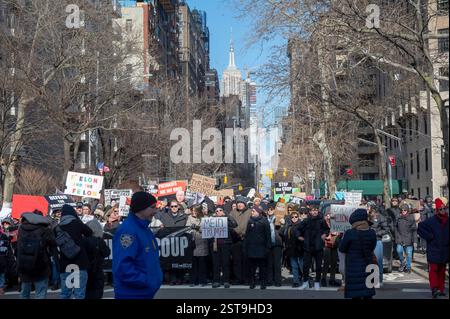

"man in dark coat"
[296,206,329,290]
[243,206,271,289]
[265,203,283,287]
[17,212,57,299]
[339,209,377,299]
[418,198,449,298]
[57,204,93,299]
[395,204,417,273]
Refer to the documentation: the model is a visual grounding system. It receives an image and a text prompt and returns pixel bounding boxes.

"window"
[423,114,428,135]
[411,189,414,196]
[415,117,419,139]
[438,29,449,53]
[125,19,133,32]
[418,188,421,199]
[438,0,449,13]
[426,187,430,196]
[439,67,449,92]
[389,138,392,151]
[417,151,420,179]
[425,148,429,171]
[408,119,412,141]
[410,153,414,175]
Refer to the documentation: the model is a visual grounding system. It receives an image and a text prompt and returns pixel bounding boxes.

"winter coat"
[295,215,330,252]
[0,232,10,273]
[57,215,93,272]
[208,215,238,252]
[83,236,111,299]
[243,216,272,259]
[186,215,209,257]
[103,220,121,235]
[17,213,57,282]
[158,211,188,228]
[394,214,417,246]
[339,225,377,299]
[267,215,283,247]
[418,214,449,264]
[370,213,391,240]
[229,209,252,240]
[113,213,162,299]
[280,221,303,257]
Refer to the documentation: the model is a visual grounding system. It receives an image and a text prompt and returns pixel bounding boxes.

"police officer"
[113,192,162,299]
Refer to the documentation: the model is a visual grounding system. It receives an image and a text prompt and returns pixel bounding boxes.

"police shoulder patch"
[120,234,134,248]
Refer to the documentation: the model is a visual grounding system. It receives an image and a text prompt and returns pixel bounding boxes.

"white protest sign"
[200,217,228,239]
[330,205,361,233]
[104,189,133,206]
[65,172,104,199]
[247,188,256,199]
[119,196,131,217]
[344,192,362,206]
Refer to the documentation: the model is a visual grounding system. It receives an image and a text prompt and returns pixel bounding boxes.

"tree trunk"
[313,129,336,199]
[374,129,391,207]
[431,92,449,194]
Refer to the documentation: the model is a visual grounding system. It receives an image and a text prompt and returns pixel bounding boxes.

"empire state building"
[220,36,242,97]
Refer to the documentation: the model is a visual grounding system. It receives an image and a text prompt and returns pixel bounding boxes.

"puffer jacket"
[243,216,271,259]
[418,214,449,264]
[395,213,417,246]
[339,223,377,299]
[186,215,209,257]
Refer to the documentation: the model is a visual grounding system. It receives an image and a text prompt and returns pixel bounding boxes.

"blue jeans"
[0,272,5,288]
[60,270,88,299]
[396,245,413,270]
[374,240,383,283]
[50,257,59,285]
[290,256,304,284]
[21,278,48,299]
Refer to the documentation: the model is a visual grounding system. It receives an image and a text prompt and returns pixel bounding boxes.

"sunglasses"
[291,216,299,219]
[171,205,178,208]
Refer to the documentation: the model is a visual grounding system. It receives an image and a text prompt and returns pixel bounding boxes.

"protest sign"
[145,184,158,196]
[157,181,187,198]
[344,192,362,206]
[189,174,216,196]
[274,202,288,226]
[275,182,293,194]
[247,188,256,199]
[212,188,234,198]
[119,195,131,217]
[65,172,104,199]
[104,189,133,207]
[11,195,49,219]
[401,199,420,211]
[44,195,75,212]
[155,227,194,270]
[201,217,228,239]
[329,205,360,233]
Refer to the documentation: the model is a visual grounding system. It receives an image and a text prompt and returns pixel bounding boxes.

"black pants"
[266,246,282,286]
[248,258,267,287]
[212,244,231,284]
[231,241,249,284]
[190,256,207,285]
[303,250,324,283]
[169,270,185,284]
[322,247,338,282]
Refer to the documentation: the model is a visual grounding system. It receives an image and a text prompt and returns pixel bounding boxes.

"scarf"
[352,220,369,230]
[268,215,276,244]
[59,215,76,226]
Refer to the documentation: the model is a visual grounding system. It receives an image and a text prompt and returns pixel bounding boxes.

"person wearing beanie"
[243,206,271,289]
[112,192,162,299]
[210,205,237,288]
[338,208,377,299]
[394,203,417,273]
[230,196,252,285]
[56,204,93,299]
[83,219,110,299]
[418,198,449,298]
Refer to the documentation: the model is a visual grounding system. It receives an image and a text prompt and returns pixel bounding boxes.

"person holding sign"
[186,205,209,287]
[113,192,162,299]
[210,205,237,289]
[243,206,271,290]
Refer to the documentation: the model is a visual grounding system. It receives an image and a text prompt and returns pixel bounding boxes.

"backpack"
[17,227,47,274]
[55,226,81,259]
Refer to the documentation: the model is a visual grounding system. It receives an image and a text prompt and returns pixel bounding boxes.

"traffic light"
[269,169,273,180]
[283,168,287,177]
[346,168,353,177]
[224,175,228,184]
[238,184,243,191]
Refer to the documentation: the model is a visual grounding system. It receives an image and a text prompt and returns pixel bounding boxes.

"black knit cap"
[130,192,157,214]
[61,204,77,217]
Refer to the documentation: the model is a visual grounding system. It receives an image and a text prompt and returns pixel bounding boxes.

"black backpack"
[55,226,81,259]
[17,227,47,274]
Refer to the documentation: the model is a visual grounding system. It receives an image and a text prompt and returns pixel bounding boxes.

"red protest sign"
[12,195,50,219]
[388,155,396,167]
[157,181,187,198]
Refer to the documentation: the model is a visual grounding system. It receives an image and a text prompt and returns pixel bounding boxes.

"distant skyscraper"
[220,33,242,97]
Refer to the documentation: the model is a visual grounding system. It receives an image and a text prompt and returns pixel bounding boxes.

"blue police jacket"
[113,212,163,299]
